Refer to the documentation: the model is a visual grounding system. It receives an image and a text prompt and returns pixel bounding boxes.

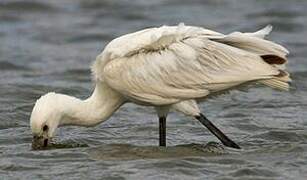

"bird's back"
[92,24,290,106]
[104,24,222,59]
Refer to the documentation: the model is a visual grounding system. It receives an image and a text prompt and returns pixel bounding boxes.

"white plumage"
[94,23,289,109]
[30,24,291,149]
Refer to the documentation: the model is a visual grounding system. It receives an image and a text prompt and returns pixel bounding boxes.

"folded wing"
[92,25,288,105]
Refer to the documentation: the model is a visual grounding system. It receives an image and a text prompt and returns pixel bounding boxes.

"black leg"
[195,113,241,149]
[159,117,166,146]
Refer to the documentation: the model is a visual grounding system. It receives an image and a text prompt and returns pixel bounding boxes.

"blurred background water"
[0,0,307,179]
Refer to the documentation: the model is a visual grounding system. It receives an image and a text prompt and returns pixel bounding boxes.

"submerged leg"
[195,113,241,149]
[159,117,166,146]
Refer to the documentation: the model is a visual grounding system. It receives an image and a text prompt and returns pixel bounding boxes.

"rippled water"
[1,0,307,179]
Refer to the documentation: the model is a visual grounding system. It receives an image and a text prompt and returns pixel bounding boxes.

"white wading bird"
[31,23,291,149]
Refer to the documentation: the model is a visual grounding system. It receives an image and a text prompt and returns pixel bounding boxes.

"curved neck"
[60,83,125,127]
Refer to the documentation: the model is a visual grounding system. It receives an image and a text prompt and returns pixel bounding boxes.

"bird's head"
[30,92,62,149]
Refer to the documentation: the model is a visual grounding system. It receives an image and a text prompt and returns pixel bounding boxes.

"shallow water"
[1,0,307,179]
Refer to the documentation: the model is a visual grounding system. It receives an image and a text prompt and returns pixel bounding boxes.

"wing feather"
[102,35,279,105]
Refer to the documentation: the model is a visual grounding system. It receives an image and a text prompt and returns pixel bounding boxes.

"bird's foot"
[199,141,226,154]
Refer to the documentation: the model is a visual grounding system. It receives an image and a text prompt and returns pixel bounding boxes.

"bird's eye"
[43,125,49,131]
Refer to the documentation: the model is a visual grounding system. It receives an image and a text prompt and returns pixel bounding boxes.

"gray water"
[1,0,307,179]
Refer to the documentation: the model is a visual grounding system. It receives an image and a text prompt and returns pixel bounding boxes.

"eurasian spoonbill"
[31,23,291,149]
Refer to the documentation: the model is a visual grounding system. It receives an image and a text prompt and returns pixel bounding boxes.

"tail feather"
[259,70,291,91]
[260,79,289,91]
[212,25,292,91]
[244,25,273,39]
[215,25,289,58]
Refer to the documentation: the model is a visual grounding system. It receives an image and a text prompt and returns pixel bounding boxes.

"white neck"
[60,83,125,127]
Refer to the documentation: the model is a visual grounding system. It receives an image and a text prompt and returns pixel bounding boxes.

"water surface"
[1,0,307,179]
